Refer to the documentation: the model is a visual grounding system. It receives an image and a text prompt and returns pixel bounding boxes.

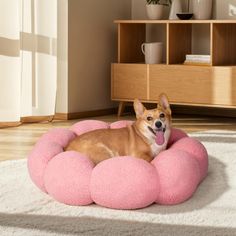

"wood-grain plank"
[149,65,236,106]
[112,63,148,100]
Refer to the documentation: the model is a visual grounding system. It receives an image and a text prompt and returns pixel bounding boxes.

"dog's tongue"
[155,130,165,145]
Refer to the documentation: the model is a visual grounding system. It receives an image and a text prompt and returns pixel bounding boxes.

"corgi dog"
[65,93,172,165]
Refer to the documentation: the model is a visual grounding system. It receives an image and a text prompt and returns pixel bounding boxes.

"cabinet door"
[150,65,213,105]
[111,63,148,100]
[149,65,236,106]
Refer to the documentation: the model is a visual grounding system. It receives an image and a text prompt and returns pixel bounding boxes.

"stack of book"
[184,54,211,66]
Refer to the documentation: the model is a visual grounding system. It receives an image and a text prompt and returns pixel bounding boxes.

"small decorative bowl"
[176,13,193,20]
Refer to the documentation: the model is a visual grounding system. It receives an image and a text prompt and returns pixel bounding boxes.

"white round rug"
[0,130,236,236]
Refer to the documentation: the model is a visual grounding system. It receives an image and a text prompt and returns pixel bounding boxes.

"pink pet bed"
[28,120,208,209]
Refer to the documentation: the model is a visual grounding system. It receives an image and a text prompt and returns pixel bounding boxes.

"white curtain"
[0,0,57,126]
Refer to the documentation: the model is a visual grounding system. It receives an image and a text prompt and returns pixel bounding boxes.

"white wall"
[56,0,131,114]
[68,0,131,113]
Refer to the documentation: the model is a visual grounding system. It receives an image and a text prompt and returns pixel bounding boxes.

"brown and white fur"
[65,93,172,165]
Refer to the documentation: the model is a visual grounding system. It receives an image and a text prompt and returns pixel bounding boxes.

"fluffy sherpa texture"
[44,151,94,206]
[39,128,76,147]
[28,141,63,193]
[27,128,75,193]
[90,156,159,209]
[170,137,208,181]
[152,149,201,205]
[167,127,188,147]
[70,120,109,136]
[27,120,208,209]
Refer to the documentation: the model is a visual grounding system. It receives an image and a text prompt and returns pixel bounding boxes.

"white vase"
[192,0,213,20]
[146,4,164,20]
[169,0,182,20]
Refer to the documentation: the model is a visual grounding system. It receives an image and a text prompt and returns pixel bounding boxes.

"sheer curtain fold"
[0,0,57,127]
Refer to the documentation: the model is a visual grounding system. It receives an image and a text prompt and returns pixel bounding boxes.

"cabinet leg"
[118,101,126,117]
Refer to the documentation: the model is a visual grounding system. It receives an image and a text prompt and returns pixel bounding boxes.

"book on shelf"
[184,54,211,66]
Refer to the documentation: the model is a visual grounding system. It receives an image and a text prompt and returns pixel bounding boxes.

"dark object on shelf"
[176,13,193,20]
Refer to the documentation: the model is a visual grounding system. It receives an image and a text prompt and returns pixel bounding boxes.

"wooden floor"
[0,114,236,162]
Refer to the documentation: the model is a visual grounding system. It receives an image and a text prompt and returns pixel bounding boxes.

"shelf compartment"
[118,23,145,63]
[146,23,167,63]
[111,63,148,100]
[168,23,192,64]
[168,23,211,65]
[212,23,236,66]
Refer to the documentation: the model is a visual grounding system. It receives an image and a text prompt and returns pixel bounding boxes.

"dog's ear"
[158,93,171,115]
[134,99,145,118]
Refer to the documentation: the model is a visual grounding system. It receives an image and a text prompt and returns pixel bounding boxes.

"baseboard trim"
[55,108,118,120]
[21,116,54,123]
[54,113,68,120]
[0,116,53,128]
[0,121,21,128]
[1,109,117,127]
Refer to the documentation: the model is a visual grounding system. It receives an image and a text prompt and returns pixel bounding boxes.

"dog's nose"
[155,121,162,129]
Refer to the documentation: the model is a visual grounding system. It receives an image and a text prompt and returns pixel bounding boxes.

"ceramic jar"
[192,0,213,20]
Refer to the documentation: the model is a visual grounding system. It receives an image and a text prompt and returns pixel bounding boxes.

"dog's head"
[133,93,171,146]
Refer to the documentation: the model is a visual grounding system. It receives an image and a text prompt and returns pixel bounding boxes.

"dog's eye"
[160,113,165,119]
[147,116,153,121]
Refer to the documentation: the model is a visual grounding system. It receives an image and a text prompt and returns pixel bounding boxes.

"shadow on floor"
[0,212,235,236]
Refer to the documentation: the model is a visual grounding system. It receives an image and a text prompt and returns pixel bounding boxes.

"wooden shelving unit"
[111,20,236,116]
